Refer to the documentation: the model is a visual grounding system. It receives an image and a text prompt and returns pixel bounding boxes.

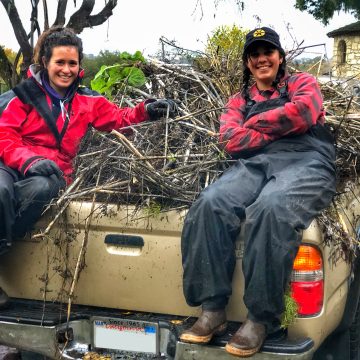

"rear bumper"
[0,299,315,360]
[175,342,315,359]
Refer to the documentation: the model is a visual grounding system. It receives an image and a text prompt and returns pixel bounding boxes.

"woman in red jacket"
[180,27,336,357]
[0,27,177,306]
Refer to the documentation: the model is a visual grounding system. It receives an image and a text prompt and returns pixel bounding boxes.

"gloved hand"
[25,159,63,178]
[145,99,179,120]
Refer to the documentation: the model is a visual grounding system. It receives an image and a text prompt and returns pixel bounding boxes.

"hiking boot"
[0,288,9,309]
[180,309,227,344]
[225,319,266,357]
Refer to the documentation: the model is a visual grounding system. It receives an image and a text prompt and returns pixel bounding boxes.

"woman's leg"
[180,159,267,344]
[12,175,64,238]
[0,167,17,250]
[182,159,266,309]
[242,151,336,332]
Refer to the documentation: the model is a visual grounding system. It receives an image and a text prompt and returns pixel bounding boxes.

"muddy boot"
[0,287,10,309]
[180,309,227,344]
[225,319,266,357]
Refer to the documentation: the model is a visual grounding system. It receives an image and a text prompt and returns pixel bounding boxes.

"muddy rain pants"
[0,161,64,252]
[181,144,336,331]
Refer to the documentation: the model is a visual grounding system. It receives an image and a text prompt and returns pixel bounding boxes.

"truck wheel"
[350,298,360,360]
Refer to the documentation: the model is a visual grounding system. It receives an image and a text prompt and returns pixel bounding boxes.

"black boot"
[0,287,9,308]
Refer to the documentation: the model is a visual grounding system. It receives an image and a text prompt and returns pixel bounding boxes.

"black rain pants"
[181,135,336,332]
[0,161,64,252]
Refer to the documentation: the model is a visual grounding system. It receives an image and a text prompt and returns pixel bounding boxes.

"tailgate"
[0,201,247,320]
[0,200,351,351]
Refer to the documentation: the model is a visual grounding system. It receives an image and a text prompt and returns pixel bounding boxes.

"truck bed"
[0,200,353,357]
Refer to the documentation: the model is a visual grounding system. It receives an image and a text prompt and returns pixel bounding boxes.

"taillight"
[290,245,323,316]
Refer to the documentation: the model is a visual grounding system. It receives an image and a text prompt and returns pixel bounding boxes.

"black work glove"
[26,159,63,178]
[145,99,178,120]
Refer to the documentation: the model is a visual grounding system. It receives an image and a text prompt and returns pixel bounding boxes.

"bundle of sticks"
[42,60,360,262]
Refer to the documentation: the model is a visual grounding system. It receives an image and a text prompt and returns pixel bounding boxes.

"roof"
[327,21,360,37]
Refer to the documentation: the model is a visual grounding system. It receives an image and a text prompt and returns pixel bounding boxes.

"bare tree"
[0,0,118,86]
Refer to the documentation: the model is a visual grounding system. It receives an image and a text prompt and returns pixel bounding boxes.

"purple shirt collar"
[40,70,76,103]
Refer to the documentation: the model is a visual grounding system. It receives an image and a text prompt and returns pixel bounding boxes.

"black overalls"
[181,83,336,332]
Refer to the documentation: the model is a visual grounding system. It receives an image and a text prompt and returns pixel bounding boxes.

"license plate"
[93,318,158,354]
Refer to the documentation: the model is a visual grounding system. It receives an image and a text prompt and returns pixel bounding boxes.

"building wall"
[332,35,360,78]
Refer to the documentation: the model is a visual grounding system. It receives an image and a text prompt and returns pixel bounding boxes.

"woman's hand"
[25,159,63,178]
[145,99,179,120]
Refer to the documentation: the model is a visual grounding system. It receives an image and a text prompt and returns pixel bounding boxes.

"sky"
[0,0,358,60]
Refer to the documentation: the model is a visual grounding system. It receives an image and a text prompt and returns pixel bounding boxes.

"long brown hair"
[33,26,83,69]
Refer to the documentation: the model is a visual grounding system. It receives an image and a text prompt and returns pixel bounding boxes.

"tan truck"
[0,188,359,360]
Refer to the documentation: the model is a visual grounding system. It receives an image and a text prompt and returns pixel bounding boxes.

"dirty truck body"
[0,193,359,359]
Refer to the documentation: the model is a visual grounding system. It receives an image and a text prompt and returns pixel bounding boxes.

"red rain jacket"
[0,66,149,183]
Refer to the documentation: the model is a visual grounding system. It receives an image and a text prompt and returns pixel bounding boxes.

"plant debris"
[36,60,360,264]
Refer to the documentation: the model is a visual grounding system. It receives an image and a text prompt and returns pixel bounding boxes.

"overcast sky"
[0,0,357,60]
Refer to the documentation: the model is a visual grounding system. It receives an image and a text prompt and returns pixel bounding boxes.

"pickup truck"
[0,183,359,360]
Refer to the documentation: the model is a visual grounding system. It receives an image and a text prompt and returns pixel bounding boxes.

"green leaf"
[121,67,146,87]
[119,51,132,60]
[90,51,147,94]
[133,51,146,62]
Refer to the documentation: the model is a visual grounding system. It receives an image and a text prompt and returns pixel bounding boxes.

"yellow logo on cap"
[253,29,265,38]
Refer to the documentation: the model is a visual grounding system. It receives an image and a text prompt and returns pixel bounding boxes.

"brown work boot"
[0,287,9,309]
[180,309,227,344]
[225,319,266,357]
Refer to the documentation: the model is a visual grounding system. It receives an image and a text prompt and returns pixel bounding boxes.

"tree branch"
[42,0,49,30]
[88,0,118,27]
[66,0,117,33]
[66,0,95,32]
[53,0,68,27]
[0,0,33,66]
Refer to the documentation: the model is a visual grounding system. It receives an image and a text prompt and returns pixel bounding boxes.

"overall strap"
[244,79,290,121]
[13,78,62,147]
[276,80,288,98]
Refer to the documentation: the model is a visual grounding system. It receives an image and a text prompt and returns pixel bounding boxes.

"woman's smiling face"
[246,43,283,90]
[44,46,80,97]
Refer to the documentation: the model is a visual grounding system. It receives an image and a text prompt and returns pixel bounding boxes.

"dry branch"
[36,60,360,267]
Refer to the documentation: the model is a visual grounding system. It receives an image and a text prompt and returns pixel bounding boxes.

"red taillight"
[291,281,323,315]
[290,245,323,316]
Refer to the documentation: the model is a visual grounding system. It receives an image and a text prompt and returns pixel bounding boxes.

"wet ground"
[0,347,46,360]
[0,346,20,360]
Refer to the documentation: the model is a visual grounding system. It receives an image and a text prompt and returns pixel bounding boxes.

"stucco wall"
[332,35,360,78]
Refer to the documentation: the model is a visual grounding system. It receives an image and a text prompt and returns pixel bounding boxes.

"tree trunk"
[0,0,118,84]
[1,0,33,78]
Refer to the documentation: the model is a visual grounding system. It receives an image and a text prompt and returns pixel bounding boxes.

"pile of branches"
[56,60,229,210]
[317,78,360,263]
[41,60,360,262]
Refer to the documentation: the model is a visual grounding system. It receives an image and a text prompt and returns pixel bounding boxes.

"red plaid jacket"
[219,72,325,156]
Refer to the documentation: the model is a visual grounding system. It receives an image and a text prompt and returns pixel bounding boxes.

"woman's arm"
[0,94,46,174]
[219,95,276,155]
[87,91,149,132]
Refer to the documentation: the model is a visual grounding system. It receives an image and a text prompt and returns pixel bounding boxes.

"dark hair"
[33,26,83,69]
[241,45,287,101]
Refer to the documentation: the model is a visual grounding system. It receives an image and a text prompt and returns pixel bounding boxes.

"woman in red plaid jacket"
[180,27,336,357]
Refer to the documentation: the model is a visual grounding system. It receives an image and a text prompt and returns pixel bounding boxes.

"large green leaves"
[90,51,146,98]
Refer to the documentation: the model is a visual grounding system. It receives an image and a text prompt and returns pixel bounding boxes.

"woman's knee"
[18,176,63,202]
[0,183,14,205]
[247,191,285,218]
